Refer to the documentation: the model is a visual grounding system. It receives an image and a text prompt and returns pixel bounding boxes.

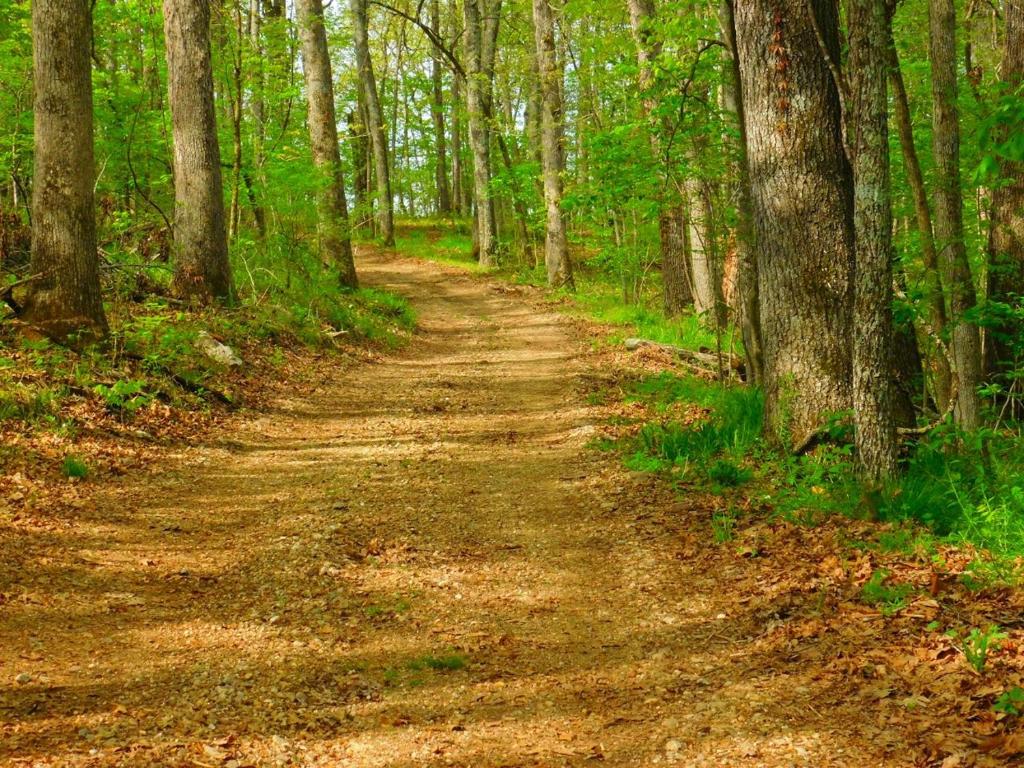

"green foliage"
[708,459,750,488]
[93,380,153,415]
[407,653,467,672]
[962,625,1007,673]
[60,454,89,479]
[629,379,763,468]
[994,687,1024,716]
[233,232,416,347]
[860,570,914,616]
[711,507,738,544]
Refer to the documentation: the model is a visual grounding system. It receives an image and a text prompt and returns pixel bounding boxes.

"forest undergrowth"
[0,234,415,522]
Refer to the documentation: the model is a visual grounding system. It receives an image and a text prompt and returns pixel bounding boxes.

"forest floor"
[1,248,1022,767]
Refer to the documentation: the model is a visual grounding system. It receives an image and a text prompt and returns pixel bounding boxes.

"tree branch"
[370,0,466,77]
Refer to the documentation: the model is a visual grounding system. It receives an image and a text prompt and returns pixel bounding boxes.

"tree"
[463,0,501,266]
[430,0,452,215]
[719,0,763,385]
[985,0,1024,386]
[848,0,898,478]
[532,0,573,288]
[163,0,235,304]
[626,0,692,317]
[929,0,982,430]
[296,0,358,287]
[733,0,854,449]
[352,0,395,246]
[22,0,107,341]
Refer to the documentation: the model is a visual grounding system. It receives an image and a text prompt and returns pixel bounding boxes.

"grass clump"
[408,653,467,672]
[860,569,915,616]
[60,454,89,479]
[622,376,762,481]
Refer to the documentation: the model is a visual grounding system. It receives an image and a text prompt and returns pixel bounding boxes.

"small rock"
[15,672,32,685]
[664,738,682,753]
[196,331,243,367]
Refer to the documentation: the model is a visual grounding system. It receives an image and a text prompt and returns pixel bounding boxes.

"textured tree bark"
[719,0,763,385]
[463,0,501,266]
[626,0,693,318]
[430,0,452,215]
[352,0,395,246]
[985,0,1024,384]
[660,205,694,314]
[685,173,723,326]
[228,2,244,240]
[849,0,898,478]
[734,0,854,449]
[450,72,468,216]
[24,0,108,340]
[348,106,370,228]
[296,0,358,287]
[929,0,982,430]
[163,0,235,303]
[532,0,573,288]
[887,29,951,410]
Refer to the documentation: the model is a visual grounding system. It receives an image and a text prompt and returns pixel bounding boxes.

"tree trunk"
[930,0,982,430]
[430,0,452,215]
[349,107,370,228]
[24,0,107,341]
[228,1,244,240]
[719,0,763,385]
[734,0,854,450]
[296,0,358,287]
[985,0,1024,384]
[463,0,500,265]
[451,72,467,216]
[163,0,235,303]
[351,0,395,246]
[685,173,723,326]
[532,0,573,288]
[849,0,897,478]
[887,27,951,410]
[660,205,693,314]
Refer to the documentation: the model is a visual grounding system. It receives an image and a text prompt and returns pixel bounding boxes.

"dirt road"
[1,250,952,766]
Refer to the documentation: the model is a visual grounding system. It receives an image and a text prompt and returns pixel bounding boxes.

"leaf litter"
[2,249,1024,766]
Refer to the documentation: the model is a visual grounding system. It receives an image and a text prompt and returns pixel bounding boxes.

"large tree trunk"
[660,205,694,313]
[296,0,358,287]
[24,0,107,340]
[532,0,573,288]
[626,0,692,318]
[719,0,763,385]
[734,0,854,450]
[929,0,982,430]
[463,0,501,266]
[887,28,951,410]
[849,0,897,478]
[985,0,1024,385]
[352,0,395,246]
[430,0,452,215]
[163,0,234,304]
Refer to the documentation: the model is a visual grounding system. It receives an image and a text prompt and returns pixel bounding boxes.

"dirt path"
[1,251,956,766]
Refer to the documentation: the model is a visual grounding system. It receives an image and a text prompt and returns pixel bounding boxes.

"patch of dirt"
[1,249,1020,767]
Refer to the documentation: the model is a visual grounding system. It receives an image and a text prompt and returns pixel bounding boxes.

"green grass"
[407,653,467,672]
[860,569,914,616]
[392,222,481,271]
[60,454,89,479]
[567,285,722,352]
